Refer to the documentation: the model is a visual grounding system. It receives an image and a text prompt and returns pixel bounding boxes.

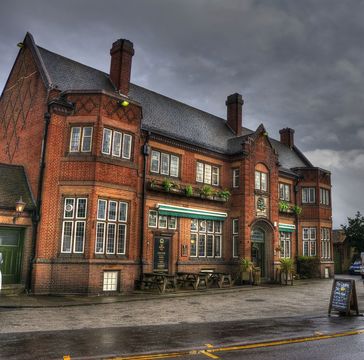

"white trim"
[69,127,81,152]
[73,221,85,253]
[148,210,158,228]
[158,215,168,229]
[122,133,132,160]
[150,150,160,173]
[102,128,112,155]
[108,201,118,222]
[168,216,177,230]
[61,221,73,253]
[106,223,116,254]
[112,131,122,157]
[81,126,93,153]
[118,201,128,222]
[97,199,107,221]
[64,198,75,218]
[117,224,127,255]
[95,222,106,254]
[76,198,87,219]
[206,234,214,258]
[232,168,240,188]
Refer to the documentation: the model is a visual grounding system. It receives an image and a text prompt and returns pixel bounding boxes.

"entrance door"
[251,228,265,277]
[153,236,170,273]
[0,228,23,284]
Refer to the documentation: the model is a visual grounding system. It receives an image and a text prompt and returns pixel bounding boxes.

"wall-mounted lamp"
[119,100,130,107]
[13,197,26,223]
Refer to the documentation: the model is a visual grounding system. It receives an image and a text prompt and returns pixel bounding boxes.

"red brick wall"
[0,46,47,199]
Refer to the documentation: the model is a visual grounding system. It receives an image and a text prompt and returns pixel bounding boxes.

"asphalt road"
[1,314,364,359]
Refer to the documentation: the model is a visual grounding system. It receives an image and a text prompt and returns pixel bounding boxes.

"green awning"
[157,204,227,221]
[279,223,296,232]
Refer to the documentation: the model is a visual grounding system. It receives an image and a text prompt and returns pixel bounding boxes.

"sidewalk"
[0,278,335,309]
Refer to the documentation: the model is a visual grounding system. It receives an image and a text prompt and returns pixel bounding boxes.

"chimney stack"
[110,38,134,96]
[279,128,295,148]
[226,93,243,136]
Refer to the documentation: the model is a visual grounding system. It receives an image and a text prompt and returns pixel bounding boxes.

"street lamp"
[13,197,26,223]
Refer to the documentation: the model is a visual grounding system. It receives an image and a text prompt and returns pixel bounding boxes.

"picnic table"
[176,272,209,290]
[207,272,233,288]
[140,272,177,293]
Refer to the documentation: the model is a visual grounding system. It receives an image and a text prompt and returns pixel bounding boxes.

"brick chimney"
[279,128,295,148]
[110,38,134,96]
[226,93,244,136]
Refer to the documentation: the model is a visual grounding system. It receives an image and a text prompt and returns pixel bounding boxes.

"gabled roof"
[21,33,311,169]
[0,163,35,211]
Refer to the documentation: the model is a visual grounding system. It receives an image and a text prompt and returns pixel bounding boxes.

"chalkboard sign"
[328,279,359,316]
[153,236,170,272]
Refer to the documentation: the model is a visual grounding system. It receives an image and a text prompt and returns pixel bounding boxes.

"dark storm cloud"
[1,0,363,226]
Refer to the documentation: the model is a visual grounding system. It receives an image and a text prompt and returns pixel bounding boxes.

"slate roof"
[35,43,310,169]
[0,164,35,210]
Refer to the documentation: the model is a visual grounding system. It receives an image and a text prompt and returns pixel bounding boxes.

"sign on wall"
[153,236,170,272]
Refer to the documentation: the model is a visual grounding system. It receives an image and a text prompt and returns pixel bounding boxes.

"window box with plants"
[279,201,302,216]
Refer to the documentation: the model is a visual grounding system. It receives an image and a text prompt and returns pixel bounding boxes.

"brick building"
[0,33,333,294]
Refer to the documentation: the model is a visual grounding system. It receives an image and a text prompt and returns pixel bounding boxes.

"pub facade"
[0,32,333,294]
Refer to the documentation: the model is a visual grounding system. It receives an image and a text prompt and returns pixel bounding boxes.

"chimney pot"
[110,38,134,96]
[226,93,244,136]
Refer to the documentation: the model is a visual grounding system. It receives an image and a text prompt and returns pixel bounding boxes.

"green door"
[0,228,24,284]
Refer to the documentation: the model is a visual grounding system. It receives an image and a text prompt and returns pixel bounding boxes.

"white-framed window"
[196,161,219,186]
[102,128,132,160]
[150,150,179,177]
[232,218,239,258]
[320,188,330,206]
[103,271,118,291]
[303,227,316,256]
[61,197,87,253]
[147,210,177,230]
[233,168,240,188]
[280,232,291,258]
[95,199,128,255]
[69,126,93,153]
[279,183,290,201]
[321,228,331,259]
[302,187,316,204]
[255,171,268,191]
[190,219,222,258]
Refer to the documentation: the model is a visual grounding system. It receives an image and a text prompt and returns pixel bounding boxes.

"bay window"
[102,128,132,160]
[69,126,93,153]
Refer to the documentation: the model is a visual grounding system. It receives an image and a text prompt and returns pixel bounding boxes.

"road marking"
[108,328,364,360]
[200,350,219,359]
[204,344,214,348]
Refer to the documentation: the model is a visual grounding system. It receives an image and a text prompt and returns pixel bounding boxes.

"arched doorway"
[250,220,274,280]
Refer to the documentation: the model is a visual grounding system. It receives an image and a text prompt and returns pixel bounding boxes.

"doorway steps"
[0,284,25,296]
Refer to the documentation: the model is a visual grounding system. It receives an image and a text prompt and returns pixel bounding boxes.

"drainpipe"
[294,178,300,274]
[27,111,51,292]
[140,132,150,280]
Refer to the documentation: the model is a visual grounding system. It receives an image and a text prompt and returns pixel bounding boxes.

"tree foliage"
[341,211,364,254]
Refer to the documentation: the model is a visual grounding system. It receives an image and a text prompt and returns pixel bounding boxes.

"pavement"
[0,278,340,309]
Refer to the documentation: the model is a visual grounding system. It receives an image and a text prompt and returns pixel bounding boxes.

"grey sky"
[1,0,363,227]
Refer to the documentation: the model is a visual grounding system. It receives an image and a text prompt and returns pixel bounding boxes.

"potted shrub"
[185,184,193,197]
[291,205,302,216]
[279,201,290,213]
[201,185,213,199]
[162,178,173,192]
[239,258,253,284]
[279,258,294,285]
[216,189,231,201]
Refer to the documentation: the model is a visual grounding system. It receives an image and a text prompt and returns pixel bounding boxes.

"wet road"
[175,333,364,360]
[1,314,364,359]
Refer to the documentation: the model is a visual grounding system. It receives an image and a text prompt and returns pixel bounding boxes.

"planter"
[280,270,294,285]
[252,267,261,285]
[241,270,253,284]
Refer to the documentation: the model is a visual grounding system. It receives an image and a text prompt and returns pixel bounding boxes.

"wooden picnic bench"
[140,272,177,294]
